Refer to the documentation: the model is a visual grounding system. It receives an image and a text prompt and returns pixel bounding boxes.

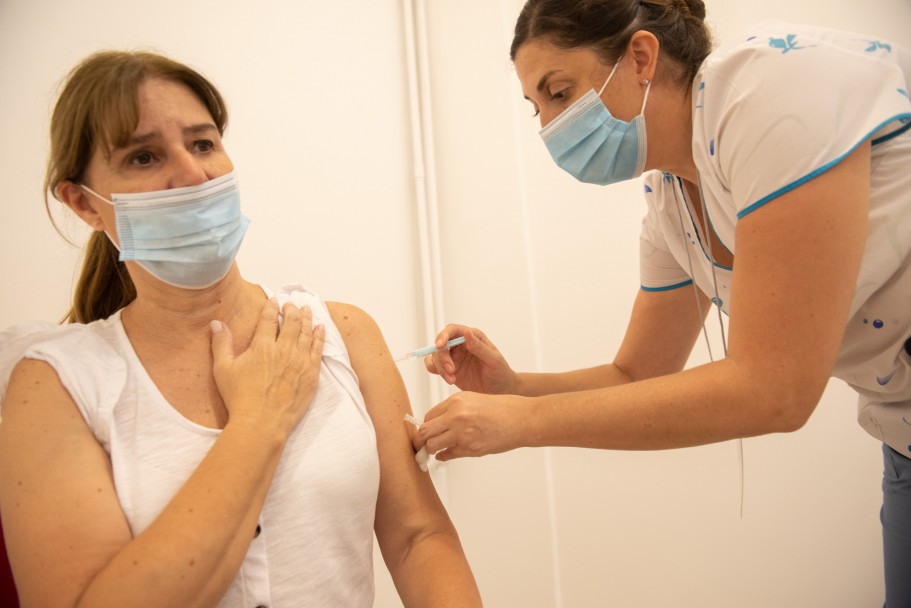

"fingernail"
[210,320,223,333]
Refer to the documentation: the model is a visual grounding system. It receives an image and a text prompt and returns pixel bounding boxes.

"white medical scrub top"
[639,21,911,456]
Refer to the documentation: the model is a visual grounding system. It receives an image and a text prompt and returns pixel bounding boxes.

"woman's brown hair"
[45,50,228,323]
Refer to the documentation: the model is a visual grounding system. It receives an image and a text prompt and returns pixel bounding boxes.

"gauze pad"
[404,413,431,472]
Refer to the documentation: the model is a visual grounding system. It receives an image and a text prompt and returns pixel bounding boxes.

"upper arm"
[725,142,871,422]
[0,358,132,607]
[326,304,456,563]
[612,285,709,381]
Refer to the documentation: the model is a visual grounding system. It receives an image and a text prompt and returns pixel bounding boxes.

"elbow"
[727,355,828,436]
[759,384,822,435]
[379,516,459,574]
[769,405,813,434]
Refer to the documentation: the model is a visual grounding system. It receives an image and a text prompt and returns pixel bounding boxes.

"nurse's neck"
[645,80,697,184]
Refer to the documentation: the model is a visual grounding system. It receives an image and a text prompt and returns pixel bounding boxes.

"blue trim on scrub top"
[737,112,911,220]
[641,280,694,292]
[872,119,911,145]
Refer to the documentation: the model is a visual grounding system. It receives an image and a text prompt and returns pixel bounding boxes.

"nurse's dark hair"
[44,50,228,323]
[510,0,712,85]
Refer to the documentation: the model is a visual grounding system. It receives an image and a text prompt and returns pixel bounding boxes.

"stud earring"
[641,78,650,85]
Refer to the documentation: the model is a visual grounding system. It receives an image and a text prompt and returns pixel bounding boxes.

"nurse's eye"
[549,87,570,102]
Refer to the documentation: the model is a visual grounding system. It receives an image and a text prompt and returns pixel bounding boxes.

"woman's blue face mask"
[540,60,651,186]
[80,171,249,289]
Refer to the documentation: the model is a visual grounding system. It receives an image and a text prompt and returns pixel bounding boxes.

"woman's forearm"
[76,420,288,608]
[393,527,482,608]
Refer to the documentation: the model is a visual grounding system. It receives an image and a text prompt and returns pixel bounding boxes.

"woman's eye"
[532,108,540,118]
[129,151,155,166]
[194,140,215,153]
[550,89,567,102]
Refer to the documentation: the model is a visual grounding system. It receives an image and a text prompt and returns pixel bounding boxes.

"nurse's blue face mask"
[540,59,651,185]
[80,171,250,289]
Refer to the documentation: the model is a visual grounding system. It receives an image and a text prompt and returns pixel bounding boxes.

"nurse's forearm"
[514,363,635,397]
[523,358,813,450]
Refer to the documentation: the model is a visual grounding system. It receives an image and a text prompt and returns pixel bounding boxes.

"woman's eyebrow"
[183,123,218,136]
[115,123,218,150]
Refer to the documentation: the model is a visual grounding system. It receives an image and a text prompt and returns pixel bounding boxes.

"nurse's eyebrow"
[523,70,560,101]
[536,70,559,92]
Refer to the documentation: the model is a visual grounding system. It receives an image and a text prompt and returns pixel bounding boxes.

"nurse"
[413,0,911,604]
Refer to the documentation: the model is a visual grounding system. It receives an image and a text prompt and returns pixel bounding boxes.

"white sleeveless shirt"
[0,285,380,607]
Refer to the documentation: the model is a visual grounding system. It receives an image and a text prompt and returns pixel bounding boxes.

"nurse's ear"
[57,180,107,232]
[627,30,660,85]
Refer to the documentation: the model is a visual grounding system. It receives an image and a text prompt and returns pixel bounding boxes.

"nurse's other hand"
[423,324,517,394]
[414,391,528,460]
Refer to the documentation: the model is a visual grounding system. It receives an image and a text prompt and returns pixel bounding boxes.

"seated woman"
[0,50,481,608]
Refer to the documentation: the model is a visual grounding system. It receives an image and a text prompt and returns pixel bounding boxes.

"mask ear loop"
[597,57,652,113]
[597,60,622,96]
[79,184,122,252]
[638,79,652,115]
[79,183,113,205]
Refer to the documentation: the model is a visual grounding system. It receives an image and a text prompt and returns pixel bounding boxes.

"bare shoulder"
[326,301,378,335]
[1,355,116,486]
[324,302,405,412]
[325,301,389,357]
[3,357,78,420]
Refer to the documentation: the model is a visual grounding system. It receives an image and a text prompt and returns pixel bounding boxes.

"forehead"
[96,77,214,157]
[134,78,213,127]
[514,40,602,90]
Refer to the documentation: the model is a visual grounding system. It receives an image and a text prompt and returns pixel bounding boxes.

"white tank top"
[0,285,380,607]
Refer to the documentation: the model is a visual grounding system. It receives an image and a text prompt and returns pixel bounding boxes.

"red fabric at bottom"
[0,513,19,607]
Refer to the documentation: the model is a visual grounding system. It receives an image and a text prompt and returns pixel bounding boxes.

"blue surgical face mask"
[540,60,651,185]
[81,171,250,289]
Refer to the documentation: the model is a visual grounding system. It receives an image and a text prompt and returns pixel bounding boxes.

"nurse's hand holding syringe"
[418,325,518,395]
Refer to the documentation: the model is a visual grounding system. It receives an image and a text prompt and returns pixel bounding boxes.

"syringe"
[394,336,466,363]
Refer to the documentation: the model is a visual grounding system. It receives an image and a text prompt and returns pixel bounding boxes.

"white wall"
[1,1,909,606]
